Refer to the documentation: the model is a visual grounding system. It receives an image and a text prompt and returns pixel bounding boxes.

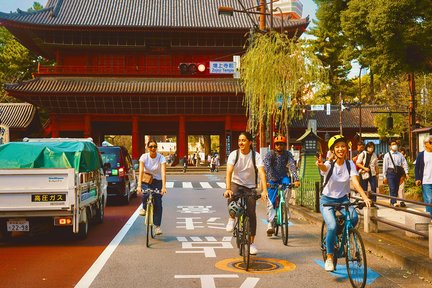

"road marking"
[166,181,174,188]
[183,182,193,188]
[200,182,213,188]
[216,182,226,188]
[75,206,140,288]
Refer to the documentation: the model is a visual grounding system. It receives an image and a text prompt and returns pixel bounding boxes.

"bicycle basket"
[228,201,244,217]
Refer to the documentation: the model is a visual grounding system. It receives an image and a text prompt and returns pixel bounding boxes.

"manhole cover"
[215,257,296,274]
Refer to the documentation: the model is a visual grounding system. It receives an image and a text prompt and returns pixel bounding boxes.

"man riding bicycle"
[263,135,300,237]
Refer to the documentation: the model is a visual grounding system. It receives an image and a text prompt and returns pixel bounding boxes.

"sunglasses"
[148,145,157,149]
[275,143,286,146]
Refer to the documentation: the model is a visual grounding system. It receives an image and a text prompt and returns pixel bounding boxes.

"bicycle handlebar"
[268,183,294,190]
[143,188,161,194]
[323,199,365,210]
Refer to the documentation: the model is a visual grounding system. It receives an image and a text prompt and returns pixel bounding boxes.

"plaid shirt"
[263,150,299,183]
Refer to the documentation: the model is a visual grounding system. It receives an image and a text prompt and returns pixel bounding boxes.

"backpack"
[322,159,351,190]
[234,149,258,186]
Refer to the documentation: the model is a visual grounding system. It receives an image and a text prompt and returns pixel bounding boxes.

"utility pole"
[258,0,266,151]
[408,73,416,160]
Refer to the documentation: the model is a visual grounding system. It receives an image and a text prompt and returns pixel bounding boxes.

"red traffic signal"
[179,63,206,75]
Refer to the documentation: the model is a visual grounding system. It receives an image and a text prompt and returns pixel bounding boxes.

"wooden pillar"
[84,115,92,138]
[178,116,187,158]
[50,113,59,138]
[132,116,139,159]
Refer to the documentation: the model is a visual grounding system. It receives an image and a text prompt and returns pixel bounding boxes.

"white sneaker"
[139,208,146,216]
[154,226,162,235]
[225,218,235,232]
[266,222,274,236]
[249,243,258,255]
[325,259,335,272]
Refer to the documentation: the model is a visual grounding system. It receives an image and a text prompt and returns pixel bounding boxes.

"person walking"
[223,131,268,255]
[137,139,167,235]
[263,135,300,237]
[397,147,409,207]
[415,135,432,217]
[316,135,371,272]
[383,140,409,206]
[356,142,379,202]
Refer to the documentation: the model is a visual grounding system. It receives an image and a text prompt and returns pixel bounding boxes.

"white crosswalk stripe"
[166,182,174,188]
[200,182,212,189]
[183,182,193,188]
[216,182,226,189]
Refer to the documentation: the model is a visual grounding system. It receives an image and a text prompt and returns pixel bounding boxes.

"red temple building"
[0,0,309,161]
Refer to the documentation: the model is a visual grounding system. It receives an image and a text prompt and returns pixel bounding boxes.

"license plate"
[7,220,30,232]
[31,194,66,202]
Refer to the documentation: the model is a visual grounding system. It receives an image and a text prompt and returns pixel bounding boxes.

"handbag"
[361,171,370,180]
[142,172,153,184]
[388,152,406,178]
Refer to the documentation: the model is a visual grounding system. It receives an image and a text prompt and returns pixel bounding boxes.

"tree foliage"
[240,31,327,134]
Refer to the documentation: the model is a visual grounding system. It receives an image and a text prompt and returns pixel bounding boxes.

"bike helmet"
[328,135,346,150]
[228,201,243,217]
[274,135,287,144]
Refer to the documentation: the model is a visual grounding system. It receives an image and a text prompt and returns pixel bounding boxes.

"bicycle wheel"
[320,221,338,268]
[234,218,241,250]
[145,201,153,247]
[241,216,251,271]
[280,204,289,245]
[345,229,367,288]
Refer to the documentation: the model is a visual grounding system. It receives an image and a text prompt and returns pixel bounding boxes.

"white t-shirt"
[139,153,166,180]
[321,160,358,199]
[227,149,263,188]
[423,151,432,184]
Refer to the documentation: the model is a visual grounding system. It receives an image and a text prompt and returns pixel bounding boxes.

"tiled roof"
[0,0,309,30]
[290,105,386,129]
[0,103,37,129]
[4,77,242,94]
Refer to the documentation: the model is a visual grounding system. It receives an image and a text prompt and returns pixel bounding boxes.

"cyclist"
[137,139,167,235]
[263,135,300,237]
[316,135,371,272]
[223,131,269,255]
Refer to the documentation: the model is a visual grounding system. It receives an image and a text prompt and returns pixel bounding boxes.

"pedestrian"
[137,139,167,235]
[383,140,409,206]
[356,142,379,202]
[397,147,409,207]
[263,135,300,237]
[414,135,432,217]
[316,134,371,272]
[352,141,365,173]
[223,131,268,255]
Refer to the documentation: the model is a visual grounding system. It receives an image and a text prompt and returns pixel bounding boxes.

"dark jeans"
[386,170,401,205]
[141,179,163,226]
[360,175,377,202]
[228,182,257,236]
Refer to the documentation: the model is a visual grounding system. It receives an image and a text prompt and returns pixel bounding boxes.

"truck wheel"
[76,210,89,240]
[95,198,105,224]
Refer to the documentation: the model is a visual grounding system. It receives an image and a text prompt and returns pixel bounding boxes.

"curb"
[290,204,432,282]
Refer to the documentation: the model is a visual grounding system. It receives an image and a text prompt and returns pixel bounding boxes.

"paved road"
[1,173,430,287]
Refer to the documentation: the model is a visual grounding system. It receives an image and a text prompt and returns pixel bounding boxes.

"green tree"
[240,31,327,134]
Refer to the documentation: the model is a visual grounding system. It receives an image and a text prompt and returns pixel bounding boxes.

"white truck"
[0,138,107,240]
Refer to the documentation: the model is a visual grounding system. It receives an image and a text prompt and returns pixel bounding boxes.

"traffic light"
[179,63,206,75]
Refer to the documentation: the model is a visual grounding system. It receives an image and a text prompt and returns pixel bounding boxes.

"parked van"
[99,144,137,204]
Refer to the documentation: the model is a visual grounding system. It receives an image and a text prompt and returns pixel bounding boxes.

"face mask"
[391,145,398,151]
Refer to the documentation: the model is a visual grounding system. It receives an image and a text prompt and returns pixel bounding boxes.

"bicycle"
[229,190,261,271]
[320,200,367,288]
[143,188,160,248]
[271,183,293,246]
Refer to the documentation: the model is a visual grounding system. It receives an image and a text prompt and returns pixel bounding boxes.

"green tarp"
[0,141,102,172]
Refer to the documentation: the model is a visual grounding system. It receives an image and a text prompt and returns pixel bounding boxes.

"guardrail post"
[363,206,378,233]
[429,222,432,259]
[314,181,320,213]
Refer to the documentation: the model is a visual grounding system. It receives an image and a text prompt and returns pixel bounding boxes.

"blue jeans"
[360,175,377,202]
[386,170,401,204]
[267,176,291,223]
[320,195,358,255]
[141,179,163,226]
[422,184,432,216]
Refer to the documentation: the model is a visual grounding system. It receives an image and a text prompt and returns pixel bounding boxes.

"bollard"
[364,206,378,233]
[429,222,432,259]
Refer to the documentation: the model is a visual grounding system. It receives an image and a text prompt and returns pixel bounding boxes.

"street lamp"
[353,96,362,141]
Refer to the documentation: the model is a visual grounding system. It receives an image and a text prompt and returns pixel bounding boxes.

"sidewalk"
[290,199,432,282]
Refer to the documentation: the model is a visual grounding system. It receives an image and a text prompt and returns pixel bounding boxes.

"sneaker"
[266,222,275,237]
[139,208,146,216]
[400,202,406,208]
[225,218,235,232]
[249,243,258,255]
[155,226,162,235]
[325,259,335,272]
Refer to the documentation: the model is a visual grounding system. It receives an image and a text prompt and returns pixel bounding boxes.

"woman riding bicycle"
[137,139,167,235]
[223,131,268,255]
[263,135,300,237]
[316,135,371,272]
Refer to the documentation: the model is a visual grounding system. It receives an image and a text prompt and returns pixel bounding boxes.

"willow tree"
[240,31,327,138]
